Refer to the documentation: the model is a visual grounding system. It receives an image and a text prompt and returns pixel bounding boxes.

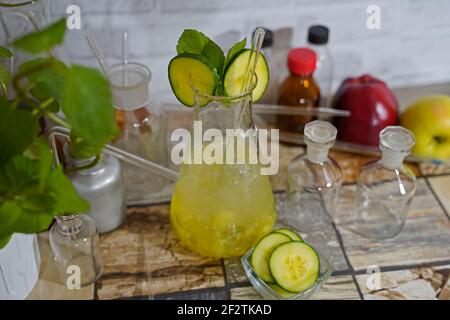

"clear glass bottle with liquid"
[353,126,416,239]
[286,120,342,231]
[110,62,166,203]
[307,25,333,108]
[49,214,103,287]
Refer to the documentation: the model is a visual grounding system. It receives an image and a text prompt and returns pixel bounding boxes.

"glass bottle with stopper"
[286,120,342,231]
[352,126,416,239]
[110,33,166,203]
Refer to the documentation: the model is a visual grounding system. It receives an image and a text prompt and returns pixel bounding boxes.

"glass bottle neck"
[380,150,406,169]
[56,214,83,235]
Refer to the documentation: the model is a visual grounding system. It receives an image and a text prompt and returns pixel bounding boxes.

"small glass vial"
[276,48,320,134]
[353,126,416,239]
[66,146,126,234]
[109,62,166,203]
[49,214,103,287]
[307,25,333,108]
[286,120,342,231]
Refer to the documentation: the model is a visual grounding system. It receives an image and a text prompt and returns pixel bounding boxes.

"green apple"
[400,95,450,159]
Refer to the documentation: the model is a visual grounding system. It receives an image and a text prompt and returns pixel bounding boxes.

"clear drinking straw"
[122,31,129,86]
[48,126,180,181]
[234,27,265,130]
[86,32,111,76]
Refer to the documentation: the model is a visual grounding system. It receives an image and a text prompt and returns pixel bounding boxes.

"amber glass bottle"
[276,48,320,134]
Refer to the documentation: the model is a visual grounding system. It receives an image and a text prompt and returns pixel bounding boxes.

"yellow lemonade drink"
[171,161,276,258]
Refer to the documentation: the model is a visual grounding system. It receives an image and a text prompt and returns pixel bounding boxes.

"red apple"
[332,74,398,146]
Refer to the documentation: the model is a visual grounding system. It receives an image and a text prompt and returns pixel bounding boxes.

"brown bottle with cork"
[276,48,320,134]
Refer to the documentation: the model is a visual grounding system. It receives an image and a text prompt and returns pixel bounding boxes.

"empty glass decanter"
[352,126,416,239]
[286,120,342,231]
[49,214,102,287]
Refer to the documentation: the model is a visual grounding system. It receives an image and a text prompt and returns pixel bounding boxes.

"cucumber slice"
[272,228,303,241]
[223,49,269,102]
[250,232,291,283]
[168,54,218,107]
[269,241,320,293]
[269,284,296,299]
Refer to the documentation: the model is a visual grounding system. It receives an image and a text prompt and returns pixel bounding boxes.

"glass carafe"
[170,85,277,258]
[286,120,342,231]
[352,126,416,239]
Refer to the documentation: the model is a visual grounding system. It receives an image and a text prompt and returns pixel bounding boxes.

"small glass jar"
[49,214,102,287]
[352,126,416,239]
[286,120,342,231]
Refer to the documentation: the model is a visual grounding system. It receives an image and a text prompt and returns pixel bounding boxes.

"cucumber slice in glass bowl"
[223,49,269,102]
[168,54,219,107]
[250,232,291,283]
[241,239,333,300]
[269,241,320,293]
[272,228,303,241]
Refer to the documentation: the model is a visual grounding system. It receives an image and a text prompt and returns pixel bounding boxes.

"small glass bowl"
[241,246,334,300]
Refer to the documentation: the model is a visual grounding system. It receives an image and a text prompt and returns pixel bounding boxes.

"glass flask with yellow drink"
[169,29,276,258]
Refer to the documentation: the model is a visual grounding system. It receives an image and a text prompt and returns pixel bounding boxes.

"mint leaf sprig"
[176,29,247,95]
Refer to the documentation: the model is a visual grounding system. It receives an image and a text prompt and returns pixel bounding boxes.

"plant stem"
[47,112,71,129]
[12,59,53,97]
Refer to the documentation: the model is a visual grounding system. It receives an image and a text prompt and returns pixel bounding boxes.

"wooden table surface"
[28,83,450,300]
[28,142,450,300]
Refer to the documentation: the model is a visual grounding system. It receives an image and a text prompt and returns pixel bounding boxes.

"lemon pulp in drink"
[171,162,276,258]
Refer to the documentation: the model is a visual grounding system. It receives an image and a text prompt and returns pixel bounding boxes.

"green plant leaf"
[176,29,210,55]
[202,40,224,74]
[62,65,118,158]
[0,45,13,58]
[0,98,40,163]
[19,58,69,112]
[176,29,225,73]
[13,210,53,234]
[224,38,246,72]
[0,234,12,249]
[0,201,22,239]
[0,64,11,83]
[13,18,66,54]
[33,137,53,190]
[46,166,90,214]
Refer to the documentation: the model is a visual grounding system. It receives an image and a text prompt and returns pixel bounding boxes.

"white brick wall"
[31,0,450,102]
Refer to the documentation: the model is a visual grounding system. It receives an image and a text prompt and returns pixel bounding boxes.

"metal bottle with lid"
[65,144,126,234]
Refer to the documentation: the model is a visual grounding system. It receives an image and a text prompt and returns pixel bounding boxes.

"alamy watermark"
[171,121,280,175]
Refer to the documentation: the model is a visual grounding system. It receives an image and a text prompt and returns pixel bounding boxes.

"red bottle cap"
[287,48,317,76]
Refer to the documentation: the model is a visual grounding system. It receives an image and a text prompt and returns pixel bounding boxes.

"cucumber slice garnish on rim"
[250,232,291,283]
[269,241,320,293]
[168,54,219,107]
[223,49,269,102]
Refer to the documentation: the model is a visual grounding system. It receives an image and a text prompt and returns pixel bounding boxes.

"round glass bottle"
[353,126,416,239]
[286,120,342,231]
[170,83,277,258]
[49,214,102,287]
